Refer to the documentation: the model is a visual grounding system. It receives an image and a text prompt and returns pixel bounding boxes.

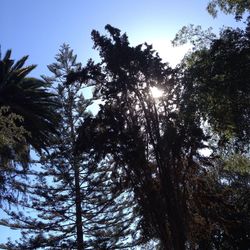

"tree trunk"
[161,166,186,250]
[75,164,84,250]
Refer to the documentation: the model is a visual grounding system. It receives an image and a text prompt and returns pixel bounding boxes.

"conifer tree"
[75,25,210,250]
[1,44,140,249]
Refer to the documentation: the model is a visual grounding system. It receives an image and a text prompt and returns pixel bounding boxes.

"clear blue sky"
[1,0,244,78]
[0,0,245,244]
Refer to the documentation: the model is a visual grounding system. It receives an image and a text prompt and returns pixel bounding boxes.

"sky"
[0,0,246,244]
[1,0,245,79]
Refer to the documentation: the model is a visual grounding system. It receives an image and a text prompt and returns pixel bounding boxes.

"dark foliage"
[0,50,59,210]
[74,25,214,250]
[180,22,250,152]
[0,50,60,151]
[1,44,140,250]
[1,15,250,249]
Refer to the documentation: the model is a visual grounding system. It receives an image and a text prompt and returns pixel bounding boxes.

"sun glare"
[150,86,163,98]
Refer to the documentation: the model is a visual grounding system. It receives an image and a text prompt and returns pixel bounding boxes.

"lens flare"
[150,86,163,98]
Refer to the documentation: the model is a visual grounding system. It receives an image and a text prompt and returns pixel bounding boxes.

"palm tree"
[0,50,60,207]
[0,49,60,151]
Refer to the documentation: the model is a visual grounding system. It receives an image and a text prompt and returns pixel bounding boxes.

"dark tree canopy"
[0,50,60,151]
[0,50,60,209]
[1,5,250,248]
[179,22,250,151]
[74,25,216,250]
[74,24,250,249]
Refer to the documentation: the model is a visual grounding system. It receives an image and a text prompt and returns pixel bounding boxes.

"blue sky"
[1,0,244,78]
[0,0,245,244]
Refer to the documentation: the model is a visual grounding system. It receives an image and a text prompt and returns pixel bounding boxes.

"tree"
[0,50,60,151]
[74,23,250,249]
[207,0,250,20]
[0,106,29,205]
[1,44,139,250]
[172,24,216,49]
[178,22,250,152]
[0,50,59,209]
[188,155,250,249]
[171,11,250,249]
[2,20,249,249]
[75,25,210,250]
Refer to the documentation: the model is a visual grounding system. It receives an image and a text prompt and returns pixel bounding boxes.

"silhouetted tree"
[75,25,211,250]
[178,21,250,152]
[1,44,140,250]
[172,14,250,249]
[2,19,249,249]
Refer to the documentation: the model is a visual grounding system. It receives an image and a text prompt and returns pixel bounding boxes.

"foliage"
[73,25,214,249]
[0,106,30,206]
[1,44,139,249]
[0,50,60,151]
[172,24,216,49]
[185,163,250,249]
[0,106,28,160]
[223,154,250,173]
[172,13,250,248]
[178,23,250,151]
[1,13,250,249]
[208,156,250,249]
[207,0,250,20]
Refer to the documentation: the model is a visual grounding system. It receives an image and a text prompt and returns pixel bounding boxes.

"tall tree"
[172,12,250,249]
[178,21,250,152]
[2,44,139,250]
[0,50,59,209]
[75,25,209,249]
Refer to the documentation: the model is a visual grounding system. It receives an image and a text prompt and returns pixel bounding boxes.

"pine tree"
[1,44,140,249]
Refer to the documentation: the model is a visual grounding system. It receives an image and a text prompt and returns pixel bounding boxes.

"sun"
[150,86,163,98]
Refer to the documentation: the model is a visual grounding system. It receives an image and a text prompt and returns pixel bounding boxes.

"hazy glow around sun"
[150,86,163,98]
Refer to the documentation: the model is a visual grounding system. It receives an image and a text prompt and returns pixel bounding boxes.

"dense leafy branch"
[207,0,250,20]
